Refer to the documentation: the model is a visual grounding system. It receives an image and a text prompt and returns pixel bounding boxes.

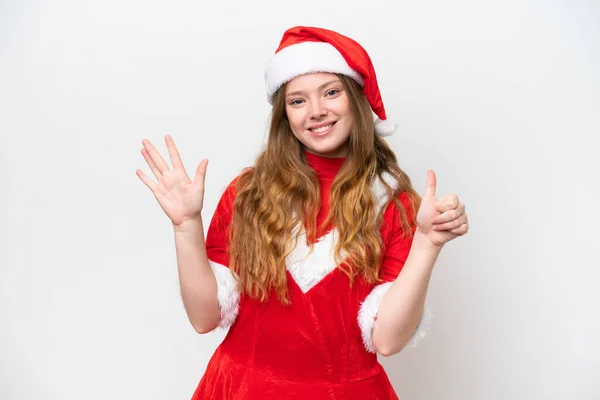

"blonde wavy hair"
[229,74,421,304]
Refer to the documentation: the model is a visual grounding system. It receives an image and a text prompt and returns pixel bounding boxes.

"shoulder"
[372,172,416,215]
[215,166,257,211]
[219,167,253,201]
[380,186,420,241]
[382,191,414,222]
[209,169,253,232]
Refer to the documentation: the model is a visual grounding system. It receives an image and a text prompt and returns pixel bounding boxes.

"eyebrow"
[285,79,341,98]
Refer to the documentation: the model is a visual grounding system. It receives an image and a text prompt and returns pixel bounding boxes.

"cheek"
[285,108,306,132]
[340,103,354,131]
[339,99,353,117]
[333,102,353,122]
[330,97,352,119]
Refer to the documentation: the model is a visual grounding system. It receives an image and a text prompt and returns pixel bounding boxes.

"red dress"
[192,151,430,399]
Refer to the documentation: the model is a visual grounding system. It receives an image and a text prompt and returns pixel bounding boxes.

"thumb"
[424,170,436,198]
[193,159,209,186]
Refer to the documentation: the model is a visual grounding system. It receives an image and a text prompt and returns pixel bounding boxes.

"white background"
[1,0,599,399]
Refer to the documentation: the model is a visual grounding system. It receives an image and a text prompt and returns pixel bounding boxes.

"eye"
[289,99,304,105]
[326,89,340,96]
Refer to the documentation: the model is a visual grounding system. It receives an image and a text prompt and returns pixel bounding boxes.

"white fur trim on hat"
[209,260,240,329]
[358,282,433,353]
[374,118,398,137]
[264,41,364,104]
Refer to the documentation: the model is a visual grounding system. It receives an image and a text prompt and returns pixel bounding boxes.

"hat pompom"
[374,118,397,137]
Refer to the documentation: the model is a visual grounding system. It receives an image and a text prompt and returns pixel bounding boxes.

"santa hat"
[264,26,396,137]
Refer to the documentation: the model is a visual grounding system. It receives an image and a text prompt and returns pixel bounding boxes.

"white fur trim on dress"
[286,226,347,293]
[370,171,398,211]
[284,174,397,293]
[358,282,433,353]
[209,260,240,329]
[264,41,364,104]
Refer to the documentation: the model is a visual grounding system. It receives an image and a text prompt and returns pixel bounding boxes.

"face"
[284,72,353,158]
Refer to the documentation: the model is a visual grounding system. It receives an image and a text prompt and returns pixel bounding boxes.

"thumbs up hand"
[415,170,469,248]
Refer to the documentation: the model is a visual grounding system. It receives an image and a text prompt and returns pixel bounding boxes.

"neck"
[303,148,346,181]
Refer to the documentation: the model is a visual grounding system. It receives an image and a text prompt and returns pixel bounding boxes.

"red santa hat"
[264,26,396,137]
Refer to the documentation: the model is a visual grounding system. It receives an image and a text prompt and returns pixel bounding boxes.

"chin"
[306,143,348,158]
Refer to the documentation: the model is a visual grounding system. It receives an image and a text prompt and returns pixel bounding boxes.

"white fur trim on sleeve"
[209,260,240,329]
[358,282,433,353]
[358,282,393,353]
[406,304,433,348]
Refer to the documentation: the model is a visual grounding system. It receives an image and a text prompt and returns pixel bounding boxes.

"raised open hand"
[136,135,208,227]
[416,170,469,248]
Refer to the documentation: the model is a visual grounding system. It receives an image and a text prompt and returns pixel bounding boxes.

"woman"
[137,26,469,399]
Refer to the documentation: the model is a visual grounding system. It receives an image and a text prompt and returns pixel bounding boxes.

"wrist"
[413,229,444,253]
[173,217,204,234]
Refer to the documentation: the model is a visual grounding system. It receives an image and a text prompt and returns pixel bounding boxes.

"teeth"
[310,123,334,133]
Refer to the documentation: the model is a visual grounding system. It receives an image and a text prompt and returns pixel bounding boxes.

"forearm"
[173,219,221,333]
[372,230,441,355]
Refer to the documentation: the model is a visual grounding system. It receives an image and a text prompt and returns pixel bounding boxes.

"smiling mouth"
[308,122,336,134]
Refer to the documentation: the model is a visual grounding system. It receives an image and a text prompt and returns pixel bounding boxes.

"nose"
[308,99,327,119]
